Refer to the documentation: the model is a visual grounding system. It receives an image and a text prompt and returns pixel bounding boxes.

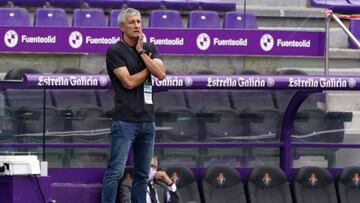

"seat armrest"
[155,112,178,122]
[61,109,73,119]
[325,112,353,122]
[238,112,264,122]
[15,109,41,120]
[294,112,310,121]
[196,112,221,122]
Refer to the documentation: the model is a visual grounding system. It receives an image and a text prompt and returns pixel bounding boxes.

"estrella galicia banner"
[23,74,360,90]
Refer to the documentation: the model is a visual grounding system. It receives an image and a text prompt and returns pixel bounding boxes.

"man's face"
[148,157,158,181]
[150,157,158,171]
[171,172,178,180]
[120,14,142,39]
[125,173,132,181]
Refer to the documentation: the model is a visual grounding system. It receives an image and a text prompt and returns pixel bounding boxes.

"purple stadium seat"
[109,9,123,27]
[4,68,64,142]
[311,0,349,7]
[202,166,247,203]
[163,0,199,10]
[72,9,106,27]
[349,0,360,5]
[310,0,360,13]
[224,12,257,29]
[149,10,183,28]
[47,0,84,8]
[87,0,125,8]
[337,166,360,203]
[11,0,46,7]
[0,0,7,6]
[188,10,221,28]
[293,167,337,203]
[349,19,360,48]
[199,0,236,11]
[0,8,30,26]
[125,0,162,10]
[34,8,69,27]
[51,68,110,143]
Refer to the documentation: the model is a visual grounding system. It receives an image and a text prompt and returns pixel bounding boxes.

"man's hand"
[135,28,166,80]
[136,28,144,53]
[155,171,173,186]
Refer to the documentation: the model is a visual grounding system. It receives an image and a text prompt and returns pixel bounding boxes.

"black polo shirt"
[106,40,160,122]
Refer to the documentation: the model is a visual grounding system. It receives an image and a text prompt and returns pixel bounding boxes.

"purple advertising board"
[23,74,360,91]
[0,27,325,56]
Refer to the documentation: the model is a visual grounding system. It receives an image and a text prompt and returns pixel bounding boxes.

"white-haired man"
[102,8,166,203]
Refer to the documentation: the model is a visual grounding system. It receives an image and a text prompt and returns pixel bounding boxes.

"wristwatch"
[167,181,177,192]
[137,48,145,55]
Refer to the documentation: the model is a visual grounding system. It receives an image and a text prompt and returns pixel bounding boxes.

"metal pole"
[280,91,319,176]
[242,0,247,71]
[331,13,360,49]
[325,12,330,76]
[244,0,247,28]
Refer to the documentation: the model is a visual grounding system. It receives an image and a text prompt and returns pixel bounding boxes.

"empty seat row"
[0,67,111,144]
[153,69,351,167]
[310,0,360,14]
[0,0,236,11]
[154,69,348,141]
[118,9,256,29]
[1,68,348,143]
[120,165,360,203]
[0,7,258,29]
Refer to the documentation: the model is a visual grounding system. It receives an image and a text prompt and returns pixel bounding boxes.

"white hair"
[117,8,141,26]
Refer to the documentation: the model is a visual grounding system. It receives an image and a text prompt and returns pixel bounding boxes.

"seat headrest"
[338,166,360,189]
[203,166,241,188]
[234,70,262,75]
[248,166,287,189]
[294,166,333,188]
[189,70,218,75]
[163,166,196,188]
[54,67,88,74]
[99,68,107,74]
[5,68,40,80]
[276,69,308,76]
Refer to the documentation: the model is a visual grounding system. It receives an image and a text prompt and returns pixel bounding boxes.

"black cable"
[33,175,46,203]
[244,0,247,28]
[243,0,247,71]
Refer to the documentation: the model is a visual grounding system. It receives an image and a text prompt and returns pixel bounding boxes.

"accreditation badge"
[144,80,153,104]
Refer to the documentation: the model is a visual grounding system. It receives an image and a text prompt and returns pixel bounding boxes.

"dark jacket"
[118,179,182,203]
[118,179,132,203]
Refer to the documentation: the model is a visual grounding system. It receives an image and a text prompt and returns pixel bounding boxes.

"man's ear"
[120,23,125,32]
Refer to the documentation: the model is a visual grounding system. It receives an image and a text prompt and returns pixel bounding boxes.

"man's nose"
[134,22,141,28]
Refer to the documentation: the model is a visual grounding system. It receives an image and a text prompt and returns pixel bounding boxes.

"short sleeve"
[106,46,126,71]
[145,43,161,59]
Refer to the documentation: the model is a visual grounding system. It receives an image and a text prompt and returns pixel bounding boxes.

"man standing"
[102,8,166,203]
